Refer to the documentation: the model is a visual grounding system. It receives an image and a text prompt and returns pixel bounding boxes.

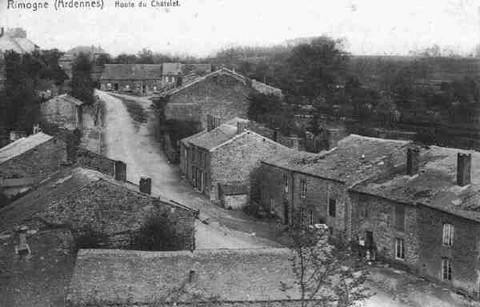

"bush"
[131,213,183,251]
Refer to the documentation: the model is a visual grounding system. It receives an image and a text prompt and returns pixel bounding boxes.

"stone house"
[349,146,480,298]
[0,27,39,89]
[67,248,308,306]
[0,165,198,251]
[40,94,85,131]
[100,64,163,94]
[180,117,289,208]
[259,135,410,238]
[0,132,67,198]
[157,68,282,130]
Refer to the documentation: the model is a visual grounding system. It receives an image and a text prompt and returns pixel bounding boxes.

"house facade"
[180,117,289,208]
[350,146,480,298]
[159,68,283,130]
[259,135,410,238]
[100,64,163,94]
[40,94,85,131]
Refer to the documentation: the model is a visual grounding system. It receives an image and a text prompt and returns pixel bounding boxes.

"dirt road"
[98,90,282,249]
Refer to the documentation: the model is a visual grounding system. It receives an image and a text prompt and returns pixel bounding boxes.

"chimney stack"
[139,177,152,194]
[114,160,127,181]
[15,226,31,257]
[457,153,472,186]
[273,128,279,142]
[206,114,214,131]
[406,147,420,176]
[237,122,247,134]
[188,270,196,283]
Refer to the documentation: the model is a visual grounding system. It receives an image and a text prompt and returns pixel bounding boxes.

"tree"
[3,51,40,133]
[284,36,349,102]
[282,226,371,307]
[71,52,94,105]
[137,48,154,64]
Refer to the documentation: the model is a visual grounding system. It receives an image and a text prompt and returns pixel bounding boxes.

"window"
[299,208,305,226]
[283,174,289,193]
[395,238,405,260]
[443,223,454,247]
[360,205,369,218]
[309,210,314,226]
[300,179,307,198]
[394,204,405,231]
[442,258,452,281]
[269,198,274,213]
[328,198,336,217]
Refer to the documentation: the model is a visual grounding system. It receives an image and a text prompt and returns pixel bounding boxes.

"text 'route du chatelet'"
[115,0,180,8]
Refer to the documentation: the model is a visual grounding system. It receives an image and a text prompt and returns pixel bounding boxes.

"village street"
[97,90,283,249]
[96,90,479,307]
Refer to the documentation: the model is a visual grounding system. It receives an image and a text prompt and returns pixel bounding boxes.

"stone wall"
[259,162,350,235]
[417,205,480,297]
[349,192,420,267]
[167,73,252,129]
[0,137,67,181]
[100,79,163,95]
[209,132,287,205]
[75,148,115,177]
[40,98,79,130]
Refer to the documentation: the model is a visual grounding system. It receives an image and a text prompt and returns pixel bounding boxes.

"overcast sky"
[1,0,479,56]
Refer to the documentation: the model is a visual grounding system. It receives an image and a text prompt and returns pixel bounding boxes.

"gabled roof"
[0,34,38,54]
[67,248,299,305]
[0,166,197,233]
[162,62,182,75]
[263,135,411,186]
[0,133,53,165]
[351,146,480,222]
[187,123,238,150]
[101,64,163,80]
[181,117,248,149]
[44,94,84,107]
[160,68,282,97]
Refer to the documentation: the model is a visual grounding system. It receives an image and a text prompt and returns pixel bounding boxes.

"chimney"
[188,270,196,283]
[114,160,127,181]
[206,114,214,131]
[457,153,472,186]
[273,128,279,142]
[406,147,420,176]
[237,122,247,134]
[15,226,31,257]
[139,177,152,194]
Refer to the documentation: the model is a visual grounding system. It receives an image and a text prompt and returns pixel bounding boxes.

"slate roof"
[67,248,299,305]
[162,62,182,75]
[0,132,53,165]
[181,63,212,75]
[0,34,38,54]
[188,123,238,150]
[351,146,480,222]
[0,166,197,232]
[263,135,411,186]
[160,68,282,98]
[181,118,248,149]
[45,94,84,107]
[101,64,163,80]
